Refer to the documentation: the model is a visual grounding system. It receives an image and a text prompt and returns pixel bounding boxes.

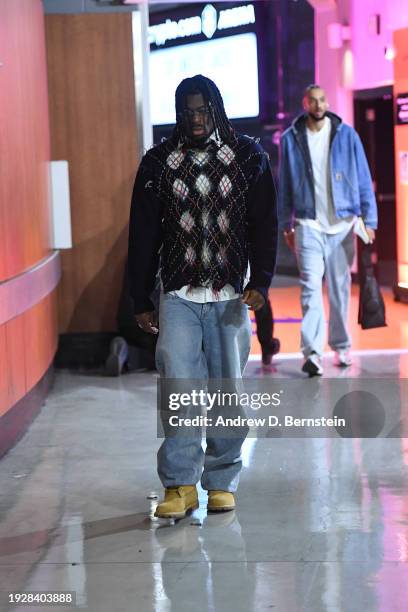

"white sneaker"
[334,349,352,367]
[302,352,323,377]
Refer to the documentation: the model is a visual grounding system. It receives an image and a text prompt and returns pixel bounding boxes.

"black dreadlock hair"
[173,75,236,145]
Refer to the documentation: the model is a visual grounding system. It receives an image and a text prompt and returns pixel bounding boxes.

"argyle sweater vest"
[128,134,278,314]
[148,137,262,292]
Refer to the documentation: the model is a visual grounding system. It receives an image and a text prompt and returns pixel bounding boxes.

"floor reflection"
[154,510,254,612]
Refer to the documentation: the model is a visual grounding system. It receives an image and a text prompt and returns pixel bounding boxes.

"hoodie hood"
[291,111,342,134]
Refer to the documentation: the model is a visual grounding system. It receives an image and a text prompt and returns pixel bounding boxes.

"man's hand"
[283,229,295,251]
[366,227,376,243]
[135,311,159,334]
[242,289,265,311]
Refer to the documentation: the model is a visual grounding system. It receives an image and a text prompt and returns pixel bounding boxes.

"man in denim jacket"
[279,84,378,376]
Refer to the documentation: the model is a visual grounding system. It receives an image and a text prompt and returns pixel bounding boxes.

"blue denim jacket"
[278,112,378,230]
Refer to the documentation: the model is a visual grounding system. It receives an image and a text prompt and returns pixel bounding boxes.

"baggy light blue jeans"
[294,224,355,358]
[155,293,252,492]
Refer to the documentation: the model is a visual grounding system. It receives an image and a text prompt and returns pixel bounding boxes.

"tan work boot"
[207,490,235,512]
[154,486,199,519]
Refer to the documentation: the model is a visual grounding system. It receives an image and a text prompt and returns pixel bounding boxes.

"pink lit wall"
[313,0,408,123]
[393,28,408,288]
[314,4,352,123]
[351,0,408,90]
[313,0,353,125]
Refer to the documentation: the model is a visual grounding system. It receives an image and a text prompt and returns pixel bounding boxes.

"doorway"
[354,87,397,286]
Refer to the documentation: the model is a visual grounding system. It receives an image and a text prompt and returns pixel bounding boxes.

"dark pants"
[254,297,276,356]
[118,324,157,370]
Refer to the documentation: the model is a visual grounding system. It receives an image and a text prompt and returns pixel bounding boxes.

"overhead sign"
[149,4,256,47]
[396,93,408,125]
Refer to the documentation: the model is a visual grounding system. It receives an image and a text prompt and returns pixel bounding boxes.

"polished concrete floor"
[250,281,408,354]
[1,353,408,611]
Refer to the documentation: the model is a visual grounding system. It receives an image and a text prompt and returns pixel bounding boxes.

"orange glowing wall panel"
[393,28,408,286]
[0,0,58,419]
[0,0,51,281]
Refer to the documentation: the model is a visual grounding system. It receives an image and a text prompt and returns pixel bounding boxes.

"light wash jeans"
[155,293,252,492]
[294,224,355,358]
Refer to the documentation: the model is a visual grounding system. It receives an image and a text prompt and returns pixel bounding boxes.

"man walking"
[128,75,277,517]
[279,84,377,376]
